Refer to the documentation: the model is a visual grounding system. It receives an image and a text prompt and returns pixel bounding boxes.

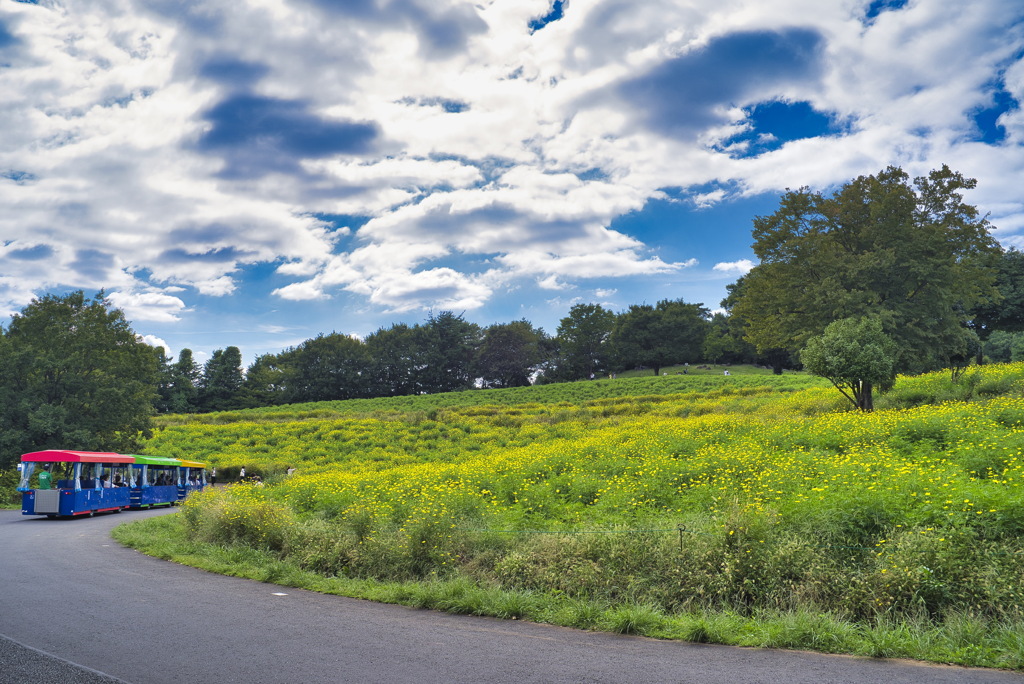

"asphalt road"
[1,508,1021,684]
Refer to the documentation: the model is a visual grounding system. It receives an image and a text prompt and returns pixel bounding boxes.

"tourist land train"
[17,450,207,518]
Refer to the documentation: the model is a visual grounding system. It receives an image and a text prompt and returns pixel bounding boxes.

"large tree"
[474,320,550,388]
[703,312,756,365]
[414,311,480,394]
[198,346,245,411]
[365,323,420,397]
[730,165,1000,373]
[550,303,616,381]
[0,291,158,467]
[610,299,709,376]
[280,333,371,403]
[157,347,201,413]
[240,353,288,408]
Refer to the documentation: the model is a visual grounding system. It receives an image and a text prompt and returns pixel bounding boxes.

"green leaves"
[0,291,158,467]
[732,165,1000,375]
[800,317,898,411]
[610,299,709,376]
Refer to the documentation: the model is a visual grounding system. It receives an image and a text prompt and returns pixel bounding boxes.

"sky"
[1,0,1023,367]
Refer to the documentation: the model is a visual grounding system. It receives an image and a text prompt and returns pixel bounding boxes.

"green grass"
[112,513,1024,669]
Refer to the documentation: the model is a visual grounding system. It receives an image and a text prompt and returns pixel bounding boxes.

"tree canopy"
[969,248,1024,361]
[278,333,372,403]
[0,291,158,467]
[730,165,1000,373]
[199,346,244,412]
[611,299,709,376]
[550,303,616,381]
[414,311,481,393]
[157,347,201,413]
[800,316,898,411]
[475,320,550,388]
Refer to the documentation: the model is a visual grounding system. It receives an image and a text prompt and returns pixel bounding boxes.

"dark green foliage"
[610,299,709,375]
[703,312,756,365]
[474,320,550,388]
[281,333,372,403]
[157,347,201,413]
[414,311,481,393]
[199,346,244,411]
[731,165,1000,374]
[981,329,1024,366]
[969,248,1024,355]
[800,316,899,410]
[240,353,288,407]
[365,323,419,397]
[0,291,158,468]
[549,303,616,381]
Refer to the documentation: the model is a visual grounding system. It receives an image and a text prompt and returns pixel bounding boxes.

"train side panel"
[22,487,130,516]
[130,484,180,508]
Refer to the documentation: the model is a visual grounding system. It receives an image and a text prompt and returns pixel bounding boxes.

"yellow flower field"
[165,364,1024,630]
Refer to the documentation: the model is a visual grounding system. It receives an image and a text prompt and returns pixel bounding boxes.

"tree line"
[155,301,749,413]
[3,164,1023,467]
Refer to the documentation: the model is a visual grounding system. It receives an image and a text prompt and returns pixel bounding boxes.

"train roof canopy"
[126,454,181,467]
[21,450,135,464]
[177,459,206,468]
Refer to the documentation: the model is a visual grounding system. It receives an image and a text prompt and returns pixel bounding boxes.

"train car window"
[17,463,34,490]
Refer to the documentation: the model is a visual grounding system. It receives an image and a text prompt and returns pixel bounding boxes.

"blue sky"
[1,0,1023,366]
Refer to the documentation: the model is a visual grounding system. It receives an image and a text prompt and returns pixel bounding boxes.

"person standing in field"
[239,466,246,481]
[211,467,217,486]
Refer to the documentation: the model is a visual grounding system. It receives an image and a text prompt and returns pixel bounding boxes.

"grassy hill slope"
[118,364,1024,669]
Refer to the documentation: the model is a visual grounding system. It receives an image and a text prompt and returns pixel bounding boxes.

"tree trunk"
[856,380,874,412]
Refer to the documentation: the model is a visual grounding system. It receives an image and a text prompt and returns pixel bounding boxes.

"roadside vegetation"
[115,363,1024,669]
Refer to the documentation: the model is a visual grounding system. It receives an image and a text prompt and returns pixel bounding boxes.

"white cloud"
[138,334,171,355]
[107,290,189,322]
[713,259,755,275]
[1,0,1022,327]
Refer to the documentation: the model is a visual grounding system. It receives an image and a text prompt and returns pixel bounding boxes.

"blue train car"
[19,450,134,517]
[177,459,207,501]
[127,454,183,509]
